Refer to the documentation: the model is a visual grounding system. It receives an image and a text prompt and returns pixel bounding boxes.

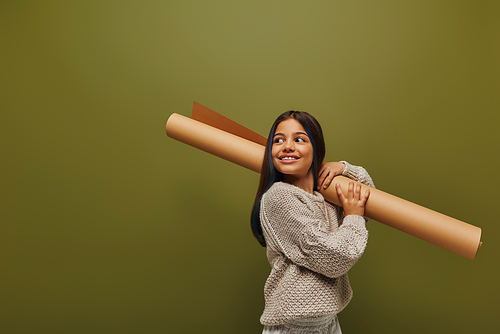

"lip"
[277,155,300,163]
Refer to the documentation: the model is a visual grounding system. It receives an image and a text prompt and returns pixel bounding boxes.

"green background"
[1,1,499,333]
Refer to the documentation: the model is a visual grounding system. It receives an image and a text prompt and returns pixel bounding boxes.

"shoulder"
[264,182,295,197]
[263,182,306,203]
[261,183,294,210]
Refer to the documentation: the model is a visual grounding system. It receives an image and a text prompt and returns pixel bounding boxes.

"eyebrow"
[273,131,308,137]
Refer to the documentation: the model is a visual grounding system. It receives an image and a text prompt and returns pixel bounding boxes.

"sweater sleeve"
[341,161,375,188]
[261,185,368,278]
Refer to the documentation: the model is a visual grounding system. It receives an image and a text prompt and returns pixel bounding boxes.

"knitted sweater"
[259,161,374,328]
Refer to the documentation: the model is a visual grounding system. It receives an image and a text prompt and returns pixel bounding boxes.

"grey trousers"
[262,315,342,334]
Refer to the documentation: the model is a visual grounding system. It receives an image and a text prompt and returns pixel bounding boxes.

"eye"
[296,137,307,143]
[274,137,284,144]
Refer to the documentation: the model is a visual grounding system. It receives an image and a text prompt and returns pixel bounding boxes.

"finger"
[361,188,370,204]
[317,167,328,189]
[336,183,346,202]
[317,174,325,190]
[322,171,335,189]
[347,181,354,199]
[318,164,328,177]
[323,176,332,189]
[354,182,361,200]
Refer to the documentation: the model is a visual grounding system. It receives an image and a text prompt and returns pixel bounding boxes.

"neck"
[283,171,315,194]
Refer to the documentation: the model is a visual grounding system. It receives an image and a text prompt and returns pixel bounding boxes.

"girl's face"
[271,118,314,182]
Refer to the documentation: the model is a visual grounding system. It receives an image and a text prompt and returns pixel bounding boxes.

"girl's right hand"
[335,181,370,217]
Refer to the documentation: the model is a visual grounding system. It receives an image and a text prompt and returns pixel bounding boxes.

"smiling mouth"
[279,156,299,161]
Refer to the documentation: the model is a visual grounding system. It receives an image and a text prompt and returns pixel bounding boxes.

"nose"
[284,139,295,152]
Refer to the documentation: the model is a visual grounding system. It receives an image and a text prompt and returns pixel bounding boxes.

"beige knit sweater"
[259,161,374,328]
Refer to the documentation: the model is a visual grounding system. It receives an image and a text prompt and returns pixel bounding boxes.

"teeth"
[281,157,297,160]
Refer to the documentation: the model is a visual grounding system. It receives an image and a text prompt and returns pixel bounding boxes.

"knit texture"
[259,162,374,328]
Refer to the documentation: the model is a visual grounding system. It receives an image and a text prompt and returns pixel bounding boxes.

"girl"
[251,111,374,334]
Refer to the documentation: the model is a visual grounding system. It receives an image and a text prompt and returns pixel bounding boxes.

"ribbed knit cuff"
[340,161,358,180]
[342,214,367,227]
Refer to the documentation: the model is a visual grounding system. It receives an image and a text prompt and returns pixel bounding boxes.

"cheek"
[303,146,313,159]
[270,146,279,164]
[271,145,279,158]
[305,149,314,167]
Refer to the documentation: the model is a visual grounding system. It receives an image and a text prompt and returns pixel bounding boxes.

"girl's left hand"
[336,181,370,217]
[317,162,346,190]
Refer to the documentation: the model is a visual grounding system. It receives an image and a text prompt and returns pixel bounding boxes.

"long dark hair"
[251,111,326,247]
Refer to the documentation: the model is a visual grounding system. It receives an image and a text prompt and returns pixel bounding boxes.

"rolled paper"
[166,113,264,173]
[165,113,482,260]
[322,178,482,260]
[191,101,267,146]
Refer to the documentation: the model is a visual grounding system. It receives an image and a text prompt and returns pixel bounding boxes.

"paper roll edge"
[471,235,482,260]
[165,113,180,137]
